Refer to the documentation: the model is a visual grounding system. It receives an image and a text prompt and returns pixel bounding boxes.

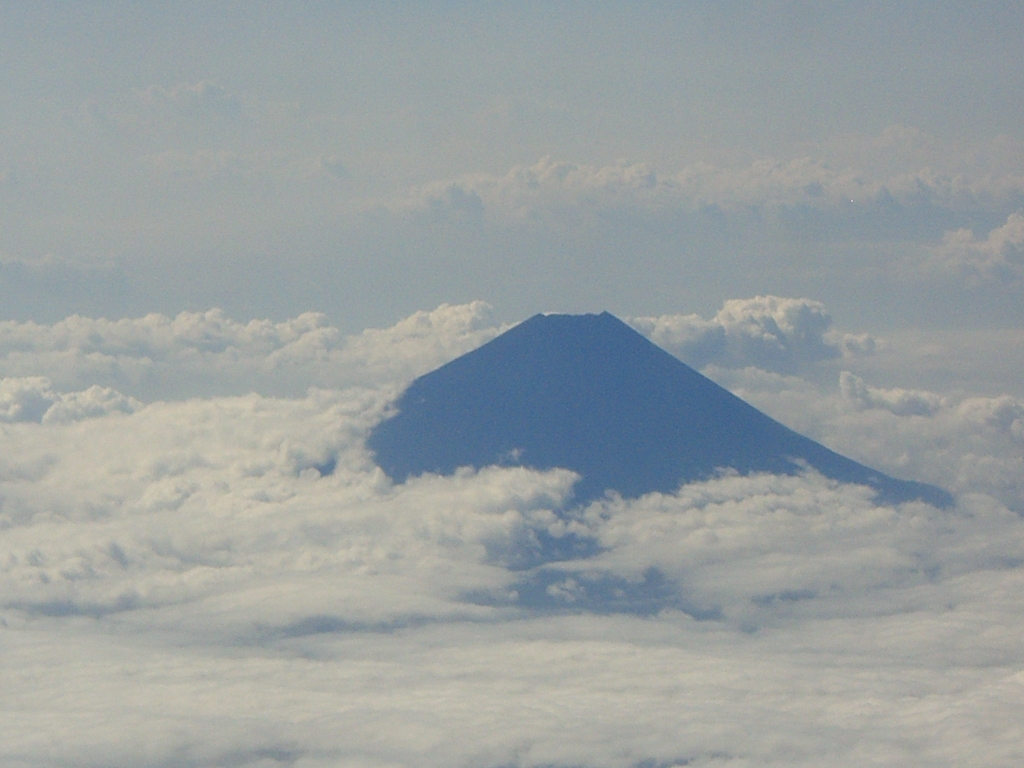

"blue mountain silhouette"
[368,312,952,508]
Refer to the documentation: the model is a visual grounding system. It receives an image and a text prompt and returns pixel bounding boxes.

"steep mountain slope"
[368,312,952,507]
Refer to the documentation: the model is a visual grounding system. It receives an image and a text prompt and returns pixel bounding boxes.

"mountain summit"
[368,312,952,508]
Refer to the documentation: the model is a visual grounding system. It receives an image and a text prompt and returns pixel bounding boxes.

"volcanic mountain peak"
[368,311,952,508]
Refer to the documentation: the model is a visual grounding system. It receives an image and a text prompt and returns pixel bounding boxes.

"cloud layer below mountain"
[2,300,1023,767]
[0,301,502,400]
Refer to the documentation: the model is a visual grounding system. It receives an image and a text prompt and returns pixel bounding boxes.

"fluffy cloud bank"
[0,301,502,400]
[834,374,1024,509]
[0,296,872,398]
[2,389,1023,767]
[0,377,139,424]
[400,155,1024,228]
[928,211,1024,282]
[629,295,876,374]
[2,301,1023,767]
[704,367,1024,512]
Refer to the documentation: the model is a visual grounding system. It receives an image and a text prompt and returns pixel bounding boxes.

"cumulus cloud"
[2,302,1024,767]
[395,154,1024,227]
[928,211,1024,281]
[835,375,1024,499]
[0,377,139,423]
[0,296,878,400]
[399,157,663,223]
[710,367,1024,511]
[839,371,946,416]
[0,301,503,400]
[567,472,1024,627]
[2,380,1024,767]
[629,295,877,374]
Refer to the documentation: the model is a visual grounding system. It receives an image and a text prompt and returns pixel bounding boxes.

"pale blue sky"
[2,2,1023,333]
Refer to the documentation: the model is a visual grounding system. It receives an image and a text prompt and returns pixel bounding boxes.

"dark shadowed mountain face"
[368,312,953,508]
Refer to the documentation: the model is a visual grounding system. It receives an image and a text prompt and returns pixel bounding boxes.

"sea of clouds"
[2,299,1023,767]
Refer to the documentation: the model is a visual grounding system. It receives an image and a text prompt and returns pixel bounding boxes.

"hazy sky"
[2,2,1023,333]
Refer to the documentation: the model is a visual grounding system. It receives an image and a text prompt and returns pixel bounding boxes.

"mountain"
[367,312,953,508]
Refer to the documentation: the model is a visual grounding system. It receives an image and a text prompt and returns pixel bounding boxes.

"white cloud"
[1,386,1023,766]
[340,301,505,385]
[928,211,1024,282]
[0,301,503,400]
[0,377,139,423]
[630,295,877,373]
[570,472,1024,628]
[1,302,1023,767]
[839,371,946,417]
[396,155,1024,227]
[712,367,1024,511]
